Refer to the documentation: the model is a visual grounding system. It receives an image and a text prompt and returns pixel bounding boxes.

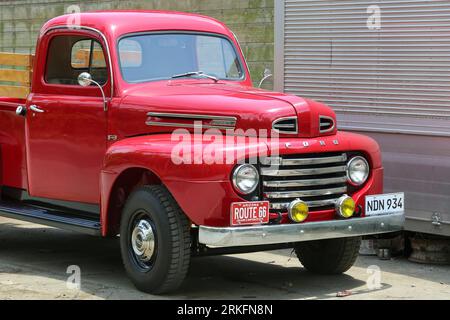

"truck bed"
[0,52,33,99]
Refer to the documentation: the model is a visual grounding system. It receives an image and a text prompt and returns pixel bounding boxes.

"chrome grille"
[261,153,348,212]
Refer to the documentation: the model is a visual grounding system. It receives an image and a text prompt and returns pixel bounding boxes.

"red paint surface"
[0,11,384,237]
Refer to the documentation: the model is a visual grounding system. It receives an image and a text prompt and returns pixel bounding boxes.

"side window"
[71,40,107,69]
[45,35,108,86]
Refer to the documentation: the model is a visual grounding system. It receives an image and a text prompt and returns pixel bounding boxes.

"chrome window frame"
[42,25,114,101]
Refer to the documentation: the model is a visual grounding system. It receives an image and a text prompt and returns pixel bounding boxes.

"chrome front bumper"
[199,212,404,247]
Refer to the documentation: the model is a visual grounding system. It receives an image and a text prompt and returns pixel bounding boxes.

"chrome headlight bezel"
[346,156,370,186]
[232,164,259,195]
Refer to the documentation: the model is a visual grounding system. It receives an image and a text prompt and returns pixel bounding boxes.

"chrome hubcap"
[131,220,155,263]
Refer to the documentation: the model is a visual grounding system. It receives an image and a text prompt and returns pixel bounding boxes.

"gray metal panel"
[276,0,450,235]
[279,0,450,136]
[363,131,450,237]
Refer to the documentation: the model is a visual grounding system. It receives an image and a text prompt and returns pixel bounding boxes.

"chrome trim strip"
[270,202,290,210]
[199,212,405,247]
[263,154,347,166]
[272,116,298,135]
[43,26,114,103]
[265,186,348,199]
[261,165,347,177]
[263,176,347,188]
[146,112,237,129]
[308,198,342,208]
[270,198,341,210]
[145,121,236,130]
[275,124,296,129]
[147,112,237,122]
[319,115,336,134]
[260,157,282,166]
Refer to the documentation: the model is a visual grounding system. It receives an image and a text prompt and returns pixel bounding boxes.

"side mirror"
[258,68,273,88]
[78,72,92,87]
[77,72,107,111]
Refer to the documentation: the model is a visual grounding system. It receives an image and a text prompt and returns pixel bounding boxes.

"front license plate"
[365,193,405,216]
[231,201,270,226]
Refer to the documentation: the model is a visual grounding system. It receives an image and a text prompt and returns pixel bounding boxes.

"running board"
[0,201,101,236]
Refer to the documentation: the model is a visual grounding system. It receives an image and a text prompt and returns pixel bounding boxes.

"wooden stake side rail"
[0,52,34,99]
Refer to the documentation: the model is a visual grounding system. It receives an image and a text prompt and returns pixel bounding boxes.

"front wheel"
[294,237,362,274]
[120,185,191,294]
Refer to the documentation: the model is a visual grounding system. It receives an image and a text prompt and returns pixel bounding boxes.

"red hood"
[113,81,337,138]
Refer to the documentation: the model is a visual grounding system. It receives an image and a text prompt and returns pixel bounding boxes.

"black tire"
[294,237,361,274]
[120,185,191,294]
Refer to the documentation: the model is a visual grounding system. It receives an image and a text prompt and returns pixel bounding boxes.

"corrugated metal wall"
[279,0,450,136]
[275,0,450,236]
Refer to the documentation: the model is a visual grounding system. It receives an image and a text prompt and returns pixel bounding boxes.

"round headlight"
[232,164,259,194]
[347,156,370,186]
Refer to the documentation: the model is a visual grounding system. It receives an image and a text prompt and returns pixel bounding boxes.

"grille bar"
[265,186,348,199]
[261,165,347,177]
[263,154,347,166]
[270,198,341,210]
[263,176,347,188]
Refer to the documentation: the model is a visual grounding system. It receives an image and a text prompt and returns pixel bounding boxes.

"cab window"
[45,35,108,86]
[118,33,244,83]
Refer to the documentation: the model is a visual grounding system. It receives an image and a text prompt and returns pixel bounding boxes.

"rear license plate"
[365,193,405,216]
[231,201,270,226]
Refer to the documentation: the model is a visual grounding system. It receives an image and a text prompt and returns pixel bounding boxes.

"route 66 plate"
[365,193,405,216]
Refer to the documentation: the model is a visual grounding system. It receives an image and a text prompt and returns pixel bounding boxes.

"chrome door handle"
[30,105,44,113]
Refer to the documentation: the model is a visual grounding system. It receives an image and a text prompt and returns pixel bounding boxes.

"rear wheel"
[120,185,191,294]
[294,237,361,274]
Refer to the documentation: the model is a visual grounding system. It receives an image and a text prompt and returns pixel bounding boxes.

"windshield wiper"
[171,71,219,83]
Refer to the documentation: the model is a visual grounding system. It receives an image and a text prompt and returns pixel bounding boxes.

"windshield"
[118,33,245,83]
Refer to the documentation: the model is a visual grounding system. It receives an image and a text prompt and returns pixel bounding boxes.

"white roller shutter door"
[276,0,450,136]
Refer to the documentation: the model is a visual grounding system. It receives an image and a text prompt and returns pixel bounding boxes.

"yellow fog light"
[336,195,356,219]
[288,199,309,223]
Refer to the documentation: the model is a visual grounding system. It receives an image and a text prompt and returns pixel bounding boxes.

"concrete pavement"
[0,217,448,300]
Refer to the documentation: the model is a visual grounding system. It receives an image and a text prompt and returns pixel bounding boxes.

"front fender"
[100,131,383,234]
[100,134,268,232]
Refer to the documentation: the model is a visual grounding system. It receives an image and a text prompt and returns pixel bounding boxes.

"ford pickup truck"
[0,11,404,294]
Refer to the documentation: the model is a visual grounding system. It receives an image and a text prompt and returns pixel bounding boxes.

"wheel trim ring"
[128,211,158,272]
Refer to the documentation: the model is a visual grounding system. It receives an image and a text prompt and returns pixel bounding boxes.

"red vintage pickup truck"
[0,11,404,294]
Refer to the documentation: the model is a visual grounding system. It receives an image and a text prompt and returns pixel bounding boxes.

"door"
[26,31,110,204]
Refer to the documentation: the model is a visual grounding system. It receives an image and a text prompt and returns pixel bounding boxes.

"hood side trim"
[146,112,237,130]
